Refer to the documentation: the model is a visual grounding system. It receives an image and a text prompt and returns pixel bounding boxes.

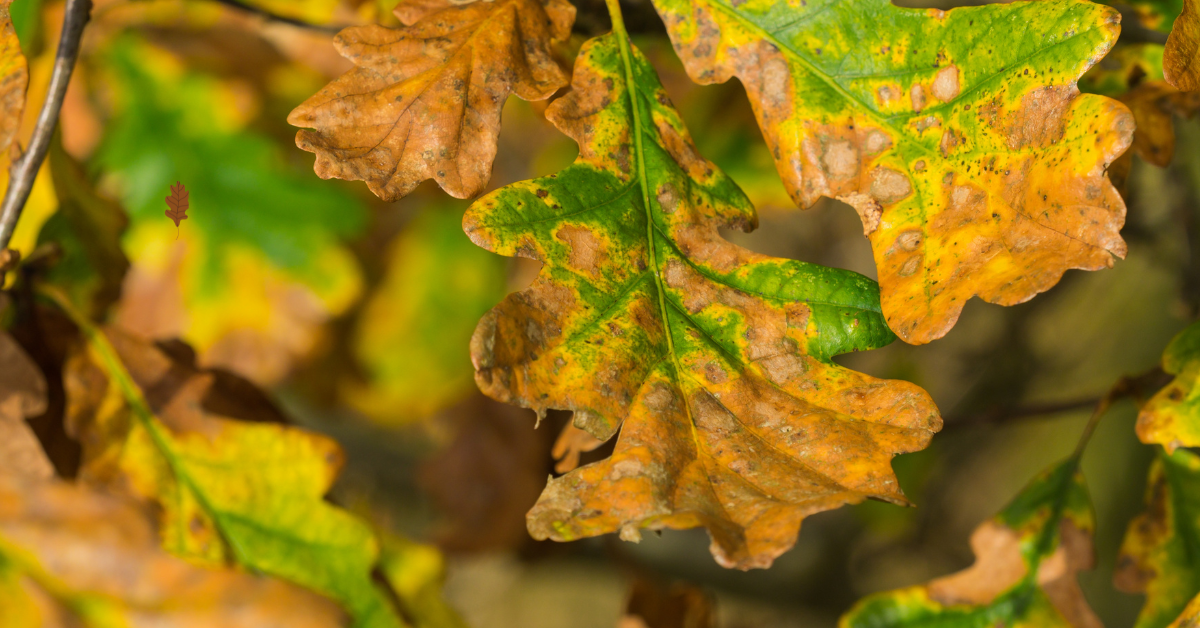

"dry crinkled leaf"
[1138,321,1200,452]
[466,31,940,570]
[1117,80,1200,168]
[840,459,1100,628]
[51,291,406,628]
[287,0,575,201]
[650,0,1133,344]
[0,475,346,628]
[1166,0,1200,91]
[1115,448,1200,628]
[0,0,26,156]
[0,329,52,482]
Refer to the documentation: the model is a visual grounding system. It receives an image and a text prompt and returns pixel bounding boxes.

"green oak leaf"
[840,458,1100,628]
[466,29,940,569]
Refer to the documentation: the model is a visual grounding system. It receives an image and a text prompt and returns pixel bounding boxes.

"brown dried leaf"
[1166,0,1200,91]
[0,330,52,481]
[287,0,575,201]
[164,180,189,227]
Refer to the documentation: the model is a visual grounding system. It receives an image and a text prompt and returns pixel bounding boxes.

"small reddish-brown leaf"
[164,181,189,229]
[287,0,575,201]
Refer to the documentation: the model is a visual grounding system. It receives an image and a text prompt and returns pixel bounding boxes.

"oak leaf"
[1115,448,1200,628]
[840,459,1100,628]
[0,476,346,628]
[164,180,188,232]
[1138,321,1200,452]
[466,31,940,570]
[650,0,1134,344]
[49,290,406,628]
[287,0,575,201]
[1166,0,1200,90]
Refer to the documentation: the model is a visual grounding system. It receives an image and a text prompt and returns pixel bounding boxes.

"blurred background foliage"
[4,0,1198,625]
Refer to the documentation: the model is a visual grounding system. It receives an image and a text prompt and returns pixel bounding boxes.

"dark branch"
[208,0,344,34]
[0,0,91,253]
[943,366,1170,430]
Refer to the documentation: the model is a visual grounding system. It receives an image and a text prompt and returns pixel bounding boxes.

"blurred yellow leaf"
[345,203,507,424]
[48,289,406,628]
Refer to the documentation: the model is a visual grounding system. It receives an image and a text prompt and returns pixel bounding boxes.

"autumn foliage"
[0,0,1199,626]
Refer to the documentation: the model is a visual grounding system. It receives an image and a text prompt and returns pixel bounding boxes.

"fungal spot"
[911,84,926,113]
[864,129,891,154]
[556,224,606,277]
[870,167,913,204]
[822,140,859,180]
[931,65,960,102]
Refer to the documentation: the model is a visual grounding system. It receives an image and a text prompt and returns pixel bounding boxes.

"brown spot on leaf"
[931,65,960,102]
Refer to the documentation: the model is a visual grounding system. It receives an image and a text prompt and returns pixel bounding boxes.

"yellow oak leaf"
[651,0,1134,343]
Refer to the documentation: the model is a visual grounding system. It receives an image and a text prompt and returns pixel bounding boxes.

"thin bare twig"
[209,0,343,33]
[945,366,1170,433]
[0,0,91,254]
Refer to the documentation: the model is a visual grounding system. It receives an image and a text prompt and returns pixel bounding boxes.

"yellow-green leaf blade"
[840,459,1099,628]
[651,0,1133,344]
[1116,448,1200,628]
[52,291,404,628]
[1139,321,1200,452]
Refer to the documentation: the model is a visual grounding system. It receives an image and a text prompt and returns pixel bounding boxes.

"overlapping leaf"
[466,31,940,569]
[840,459,1100,628]
[50,290,405,628]
[1138,321,1200,452]
[650,0,1133,343]
[0,476,347,628]
[288,0,575,201]
[1115,448,1200,628]
[345,203,507,423]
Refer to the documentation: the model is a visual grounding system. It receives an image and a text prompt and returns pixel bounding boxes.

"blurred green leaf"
[1116,448,1200,628]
